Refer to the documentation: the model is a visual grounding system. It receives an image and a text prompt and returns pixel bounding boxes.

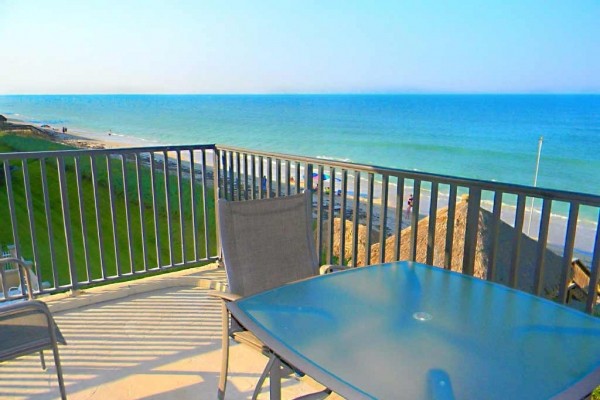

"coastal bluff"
[326,198,569,299]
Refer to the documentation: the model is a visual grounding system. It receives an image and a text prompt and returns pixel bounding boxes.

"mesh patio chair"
[0,257,67,400]
[211,191,345,399]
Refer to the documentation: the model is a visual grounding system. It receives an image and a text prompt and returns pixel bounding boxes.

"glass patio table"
[227,261,600,399]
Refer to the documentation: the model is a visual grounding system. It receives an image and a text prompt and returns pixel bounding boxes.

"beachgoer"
[405,194,414,217]
[261,175,267,192]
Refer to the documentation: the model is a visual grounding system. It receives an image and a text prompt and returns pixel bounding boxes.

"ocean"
[1,94,599,202]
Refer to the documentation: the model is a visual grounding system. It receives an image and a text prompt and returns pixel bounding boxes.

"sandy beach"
[2,117,596,262]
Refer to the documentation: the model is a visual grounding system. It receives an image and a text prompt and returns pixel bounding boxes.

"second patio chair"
[0,258,67,400]
[212,191,343,399]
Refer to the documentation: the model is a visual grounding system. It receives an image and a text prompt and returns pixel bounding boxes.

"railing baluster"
[163,151,174,267]
[149,152,162,268]
[275,159,281,197]
[378,175,389,264]
[74,157,91,283]
[176,151,186,264]
[106,155,121,277]
[121,155,135,274]
[57,158,78,289]
[236,152,241,201]
[22,160,43,291]
[327,167,336,265]
[135,153,149,272]
[190,150,199,261]
[316,165,324,264]
[462,187,481,276]
[267,157,273,199]
[426,182,439,265]
[295,161,301,194]
[258,156,264,199]
[365,173,374,266]
[486,191,503,281]
[339,169,348,265]
[394,177,405,261]
[533,198,552,296]
[306,163,313,191]
[508,194,526,287]
[212,149,220,256]
[221,150,228,200]
[286,160,291,196]
[558,202,579,303]
[228,151,235,200]
[202,149,211,259]
[444,185,458,270]
[90,156,106,280]
[351,171,360,267]
[38,159,58,288]
[250,154,256,200]
[409,180,421,262]
[244,153,249,200]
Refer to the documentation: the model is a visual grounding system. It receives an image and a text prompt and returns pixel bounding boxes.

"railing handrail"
[216,144,600,207]
[6,143,598,209]
[0,144,217,161]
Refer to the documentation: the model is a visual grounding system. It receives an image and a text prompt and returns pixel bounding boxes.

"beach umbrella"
[312,172,342,182]
[312,172,330,180]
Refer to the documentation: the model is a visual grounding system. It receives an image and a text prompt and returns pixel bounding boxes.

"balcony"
[0,265,329,399]
[1,143,600,398]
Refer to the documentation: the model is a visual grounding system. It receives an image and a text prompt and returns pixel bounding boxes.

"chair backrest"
[218,191,319,297]
[0,300,66,362]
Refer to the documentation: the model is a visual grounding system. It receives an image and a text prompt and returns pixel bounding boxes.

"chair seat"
[0,323,66,361]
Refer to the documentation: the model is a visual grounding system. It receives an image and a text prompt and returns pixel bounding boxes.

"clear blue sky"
[1,0,598,94]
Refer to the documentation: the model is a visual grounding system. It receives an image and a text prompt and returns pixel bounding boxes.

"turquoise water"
[1,94,599,197]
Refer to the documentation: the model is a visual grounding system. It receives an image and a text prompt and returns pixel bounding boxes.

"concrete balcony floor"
[0,266,330,400]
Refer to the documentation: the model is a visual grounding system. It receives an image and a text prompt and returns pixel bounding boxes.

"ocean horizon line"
[2,92,600,97]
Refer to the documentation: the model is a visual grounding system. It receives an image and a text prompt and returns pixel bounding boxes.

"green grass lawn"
[0,131,217,290]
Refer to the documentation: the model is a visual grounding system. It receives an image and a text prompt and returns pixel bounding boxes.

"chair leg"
[39,350,46,370]
[218,302,230,400]
[252,353,277,400]
[51,342,67,400]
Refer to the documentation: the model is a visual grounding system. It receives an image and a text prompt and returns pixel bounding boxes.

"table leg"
[270,355,282,400]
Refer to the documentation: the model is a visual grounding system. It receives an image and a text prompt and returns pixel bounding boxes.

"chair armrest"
[319,264,351,275]
[208,290,241,302]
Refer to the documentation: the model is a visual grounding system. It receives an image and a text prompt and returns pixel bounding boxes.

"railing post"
[57,158,78,292]
[213,147,222,260]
